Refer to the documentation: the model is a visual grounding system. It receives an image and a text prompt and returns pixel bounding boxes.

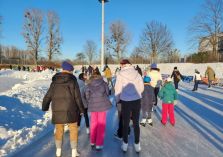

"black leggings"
[77,108,89,128]
[174,81,179,89]
[117,114,130,137]
[121,99,141,144]
[154,87,160,106]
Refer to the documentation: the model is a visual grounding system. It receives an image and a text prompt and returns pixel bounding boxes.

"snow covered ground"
[0,64,223,157]
[0,70,55,156]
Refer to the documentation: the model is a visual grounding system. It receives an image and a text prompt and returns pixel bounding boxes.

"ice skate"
[56,148,61,157]
[72,148,80,157]
[122,142,128,152]
[134,143,141,153]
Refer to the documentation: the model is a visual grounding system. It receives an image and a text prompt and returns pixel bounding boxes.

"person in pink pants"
[161,103,175,125]
[85,72,112,151]
[90,112,106,147]
[158,77,178,126]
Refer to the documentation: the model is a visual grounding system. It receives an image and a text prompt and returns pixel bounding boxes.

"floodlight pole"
[101,0,105,70]
[99,0,108,71]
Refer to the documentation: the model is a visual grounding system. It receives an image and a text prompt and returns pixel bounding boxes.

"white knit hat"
[166,77,172,82]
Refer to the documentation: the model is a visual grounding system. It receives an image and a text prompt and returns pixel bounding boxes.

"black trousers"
[193,80,200,90]
[121,99,141,144]
[117,114,130,137]
[174,81,179,89]
[77,108,89,128]
[154,87,160,106]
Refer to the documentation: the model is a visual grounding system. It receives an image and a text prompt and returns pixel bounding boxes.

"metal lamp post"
[98,0,109,70]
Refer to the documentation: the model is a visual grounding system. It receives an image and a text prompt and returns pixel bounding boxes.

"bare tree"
[0,16,2,63]
[188,0,223,60]
[75,52,85,65]
[164,48,181,63]
[0,45,2,64]
[0,16,2,38]
[84,40,97,65]
[139,20,174,63]
[130,47,147,64]
[22,9,44,65]
[106,21,131,62]
[46,11,62,61]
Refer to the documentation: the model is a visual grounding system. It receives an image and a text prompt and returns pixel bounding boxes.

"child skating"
[158,77,178,126]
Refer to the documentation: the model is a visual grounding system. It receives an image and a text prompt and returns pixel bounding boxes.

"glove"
[174,100,177,105]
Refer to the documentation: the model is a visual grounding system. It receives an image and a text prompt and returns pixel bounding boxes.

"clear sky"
[0,0,203,59]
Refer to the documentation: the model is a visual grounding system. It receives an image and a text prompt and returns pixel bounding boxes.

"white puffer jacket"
[148,70,162,88]
[115,66,144,102]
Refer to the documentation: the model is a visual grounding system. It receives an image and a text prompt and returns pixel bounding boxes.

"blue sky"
[0,0,203,59]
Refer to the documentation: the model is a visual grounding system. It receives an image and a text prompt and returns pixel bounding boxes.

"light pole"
[98,0,109,71]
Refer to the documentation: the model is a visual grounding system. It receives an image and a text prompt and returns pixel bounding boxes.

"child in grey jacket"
[140,76,155,126]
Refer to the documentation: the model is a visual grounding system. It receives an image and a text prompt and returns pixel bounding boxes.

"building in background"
[199,33,223,61]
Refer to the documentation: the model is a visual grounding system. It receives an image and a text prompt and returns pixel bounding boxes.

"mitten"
[174,100,177,105]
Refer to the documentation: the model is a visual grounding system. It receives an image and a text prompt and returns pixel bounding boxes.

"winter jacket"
[141,84,155,107]
[158,82,178,104]
[171,70,183,83]
[205,67,215,81]
[42,72,84,124]
[104,68,112,78]
[194,72,202,81]
[85,75,112,112]
[147,70,162,88]
[77,79,88,108]
[115,65,144,102]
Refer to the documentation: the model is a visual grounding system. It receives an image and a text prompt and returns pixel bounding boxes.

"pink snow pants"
[90,111,107,146]
[161,103,175,125]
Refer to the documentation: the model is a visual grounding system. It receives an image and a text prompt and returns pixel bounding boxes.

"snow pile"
[0,69,55,82]
[0,70,14,76]
[0,70,54,156]
[0,127,8,139]
[0,113,51,157]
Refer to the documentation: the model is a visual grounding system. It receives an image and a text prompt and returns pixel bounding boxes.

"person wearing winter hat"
[140,76,155,127]
[42,61,84,157]
[61,61,74,72]
[205,66,215,88]
[171,66,183,90]
[192,69,202,91]
[147,63,162,111]
[158,77,178,126]
[115,59,144,153]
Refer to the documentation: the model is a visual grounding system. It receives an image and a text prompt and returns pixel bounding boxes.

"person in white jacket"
[192,69,202,91]
[115,59,144,153]
[147,63,162,111]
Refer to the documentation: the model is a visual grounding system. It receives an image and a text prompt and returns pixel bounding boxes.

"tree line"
[0,9,62,65]
[0,0,223,65]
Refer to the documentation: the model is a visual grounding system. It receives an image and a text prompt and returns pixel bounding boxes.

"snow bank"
[0,70,55,156]
[75,63,223,78]
[0,69,55,82]
[0,127,9,139]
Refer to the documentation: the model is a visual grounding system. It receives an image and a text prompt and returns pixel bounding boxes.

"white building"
[199,33,223,53]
